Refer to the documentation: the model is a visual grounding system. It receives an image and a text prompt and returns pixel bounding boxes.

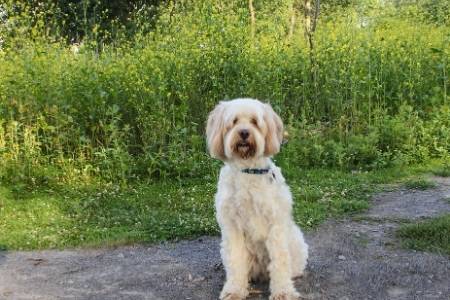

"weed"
[0,2,449,187]
[396,214,450,255]
[432,166,450,177]
[1,162,440,250]
[404,178,437,190]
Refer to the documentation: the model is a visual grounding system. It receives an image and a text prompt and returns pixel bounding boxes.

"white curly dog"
[206,98,308,300]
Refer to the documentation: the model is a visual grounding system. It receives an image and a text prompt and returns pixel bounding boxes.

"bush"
[0,0,449,187]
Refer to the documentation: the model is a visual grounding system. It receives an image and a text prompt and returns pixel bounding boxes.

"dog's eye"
[251,118,258,126]
[233,118,238,125]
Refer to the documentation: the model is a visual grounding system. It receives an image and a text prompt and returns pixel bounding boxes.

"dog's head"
[206,98,283,161]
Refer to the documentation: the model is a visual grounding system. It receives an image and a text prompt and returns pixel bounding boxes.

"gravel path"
[1,177,449,300]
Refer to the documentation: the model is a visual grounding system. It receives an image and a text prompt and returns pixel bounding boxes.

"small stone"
[117,253,125,258]
[192,276,206,282]
[188,273,193,281]
[338,255,346,261]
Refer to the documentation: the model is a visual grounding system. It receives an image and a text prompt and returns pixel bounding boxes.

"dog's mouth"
[234,140,256,159]
[237,141,250,149]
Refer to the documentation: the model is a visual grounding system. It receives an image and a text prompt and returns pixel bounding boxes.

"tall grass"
[0,1,449,187]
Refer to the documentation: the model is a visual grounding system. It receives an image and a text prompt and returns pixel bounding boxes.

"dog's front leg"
[219,222,250,300]
[266,224,299,300]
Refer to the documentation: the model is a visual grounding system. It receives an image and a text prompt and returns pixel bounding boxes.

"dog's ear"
[206,102,226,160]
[263,103,284,156]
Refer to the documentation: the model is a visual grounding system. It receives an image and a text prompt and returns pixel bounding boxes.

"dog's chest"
[231,175,279,239]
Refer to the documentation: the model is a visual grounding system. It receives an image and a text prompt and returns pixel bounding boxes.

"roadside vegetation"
[397,214,450,256]
[0,160,445,250]
[0,0,449,250]
[432,164,450,177]
[403,177,437,190]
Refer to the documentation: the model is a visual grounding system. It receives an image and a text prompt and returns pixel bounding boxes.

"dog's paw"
[219,281,248,300]
[220,292,246,300]
[269,291,301,300]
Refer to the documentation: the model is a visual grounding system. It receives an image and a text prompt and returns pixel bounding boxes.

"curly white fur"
[206,98,308,300]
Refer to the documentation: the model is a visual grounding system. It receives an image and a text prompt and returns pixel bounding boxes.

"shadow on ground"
[1,177,449,300]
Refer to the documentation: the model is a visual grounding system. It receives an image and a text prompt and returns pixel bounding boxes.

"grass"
[397,215,450,256]
[403,177,437,190]
[0,161,443,250]
[432,166,450,177]
[0,180,218,250]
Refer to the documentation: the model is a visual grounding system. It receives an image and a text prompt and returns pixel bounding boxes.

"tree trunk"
[249,0,256,40]
[304,0,313,51]
[288,1,296,42]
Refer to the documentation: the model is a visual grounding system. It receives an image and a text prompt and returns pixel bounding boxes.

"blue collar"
[241,167,270,175]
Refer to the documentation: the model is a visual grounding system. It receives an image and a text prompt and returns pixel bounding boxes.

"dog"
[206,98,308,300]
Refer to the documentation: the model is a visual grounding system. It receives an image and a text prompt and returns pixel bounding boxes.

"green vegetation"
[0,1,449,249]
[432,164,450,177]
[397,215,450,256]
[0,166,400,250]
[0,180,218,249]
[0,161,443,250]
[1,0,449,187]
[403,177,437,190]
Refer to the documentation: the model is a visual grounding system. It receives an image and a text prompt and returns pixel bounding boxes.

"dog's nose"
[239,129,249,140]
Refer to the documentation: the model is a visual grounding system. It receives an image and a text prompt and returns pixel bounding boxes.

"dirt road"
[1,177,449,300]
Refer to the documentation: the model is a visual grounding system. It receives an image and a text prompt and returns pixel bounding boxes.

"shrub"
[0,1,449,187]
